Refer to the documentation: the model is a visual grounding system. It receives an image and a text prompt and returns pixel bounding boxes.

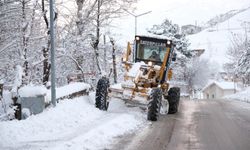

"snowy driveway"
[0,93,146,150]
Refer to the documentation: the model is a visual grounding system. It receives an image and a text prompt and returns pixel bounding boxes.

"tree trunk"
[42,46,51,85]
[103,35,107,72]
[76,0,84,35]
[41,0,54,86]
[92,0,102,75]
[42,0,50,86]
[110,38,117,83]
[21,0,28,86]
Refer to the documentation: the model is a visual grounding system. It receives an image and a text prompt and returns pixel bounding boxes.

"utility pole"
[49,0,56,106]
[123,9,152,36]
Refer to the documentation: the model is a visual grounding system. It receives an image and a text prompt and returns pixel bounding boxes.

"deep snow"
[0,93,146,150]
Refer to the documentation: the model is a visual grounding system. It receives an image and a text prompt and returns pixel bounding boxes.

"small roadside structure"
[16,82,90,119]
[18,85,47,119]
[202,81,235,99]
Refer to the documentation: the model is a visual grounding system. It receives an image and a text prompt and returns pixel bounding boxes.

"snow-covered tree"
[55,0,137,85]
[225,33,250,85]
[147,19,192,58]
[236,41,250,85]
[0,0,41,86]
[147,19,201,95]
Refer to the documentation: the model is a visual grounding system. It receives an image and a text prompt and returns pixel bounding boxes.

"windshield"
[136,43,166,63]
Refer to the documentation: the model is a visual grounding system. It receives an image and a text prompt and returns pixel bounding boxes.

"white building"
[202,81,235,99]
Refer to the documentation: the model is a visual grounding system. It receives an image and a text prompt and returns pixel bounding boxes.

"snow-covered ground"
[0,93,146,150]
[225,87,250,103]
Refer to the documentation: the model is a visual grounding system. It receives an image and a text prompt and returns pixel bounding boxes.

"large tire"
[167,87,180,114]
[147,88,162,121]
[95,77,110,111]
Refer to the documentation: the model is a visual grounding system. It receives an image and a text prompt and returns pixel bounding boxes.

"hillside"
[187,8,250,70]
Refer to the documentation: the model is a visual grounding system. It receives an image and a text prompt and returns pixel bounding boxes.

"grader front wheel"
[168,87,180,114]
[95,77,110,111]
[147,88,162,121]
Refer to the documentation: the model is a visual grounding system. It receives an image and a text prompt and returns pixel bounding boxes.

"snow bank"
[56,82,90,98]
[0,95,145,150]
[47,82,91,101]
[224,87,250,103]
[18,85,47,97]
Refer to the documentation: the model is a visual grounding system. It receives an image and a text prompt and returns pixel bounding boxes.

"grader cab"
[95,35,180,121]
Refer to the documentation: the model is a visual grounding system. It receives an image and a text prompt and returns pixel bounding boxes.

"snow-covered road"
[112,99,250,150]
[0,93,147,150]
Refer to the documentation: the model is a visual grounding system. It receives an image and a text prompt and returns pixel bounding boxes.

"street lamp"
[123,9,152,35]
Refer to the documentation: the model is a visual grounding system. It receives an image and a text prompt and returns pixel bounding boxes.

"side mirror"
[172,53,177,61]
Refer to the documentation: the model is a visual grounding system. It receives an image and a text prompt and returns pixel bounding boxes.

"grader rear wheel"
[168,87,180,114]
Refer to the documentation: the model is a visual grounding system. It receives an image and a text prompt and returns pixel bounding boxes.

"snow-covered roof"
[202,81,235,91]
[216,81,235,90]
[18,85,47,97]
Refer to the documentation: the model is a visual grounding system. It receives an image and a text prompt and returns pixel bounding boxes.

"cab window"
[136,43,166,63]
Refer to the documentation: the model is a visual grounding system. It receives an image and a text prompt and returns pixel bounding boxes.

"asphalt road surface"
[112,99,250,150]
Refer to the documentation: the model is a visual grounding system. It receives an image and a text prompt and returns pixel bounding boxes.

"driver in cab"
[148,51,161,62]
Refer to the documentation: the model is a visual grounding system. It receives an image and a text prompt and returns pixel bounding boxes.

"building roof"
[202,81,235,91]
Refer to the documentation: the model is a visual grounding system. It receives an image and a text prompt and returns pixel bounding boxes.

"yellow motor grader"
[95,35,180,121]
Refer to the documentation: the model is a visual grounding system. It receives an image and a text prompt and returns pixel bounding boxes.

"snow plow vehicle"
[95,35,180,121]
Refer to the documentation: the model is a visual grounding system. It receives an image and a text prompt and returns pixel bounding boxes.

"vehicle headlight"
[122,56,126,62]
[148,61,153,66]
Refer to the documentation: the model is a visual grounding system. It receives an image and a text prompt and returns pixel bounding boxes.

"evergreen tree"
[147,19,192,58]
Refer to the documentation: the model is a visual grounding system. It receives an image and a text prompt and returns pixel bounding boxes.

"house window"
[207,94,209,99]
[212,94,215,99]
